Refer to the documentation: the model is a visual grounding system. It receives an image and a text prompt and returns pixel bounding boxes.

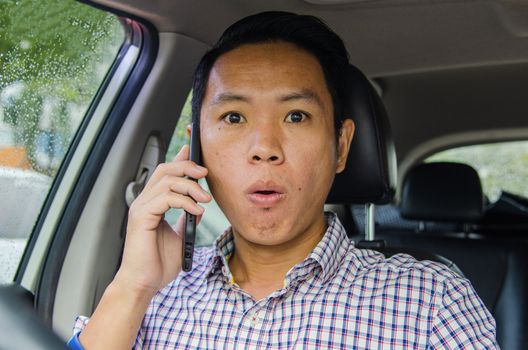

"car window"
[0,0,124,284]
[165,92,230,246]
[425,141,528,202]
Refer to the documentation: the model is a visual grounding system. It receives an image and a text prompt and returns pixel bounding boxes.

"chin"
[244,231,291,247]
[234,215,292,246]
[226,199,317,245]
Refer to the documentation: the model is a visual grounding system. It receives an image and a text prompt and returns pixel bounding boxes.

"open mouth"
[246,181,287,206]
[255,190,277,195]
[247,191,285,206]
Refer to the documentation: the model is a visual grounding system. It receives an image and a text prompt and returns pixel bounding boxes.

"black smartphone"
[182,122,201,272]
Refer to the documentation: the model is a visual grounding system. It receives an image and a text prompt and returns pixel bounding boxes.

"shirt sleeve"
[66,332,84,350]
[428,277,500,349]
[66,316,90,349]
[72,316,90,335]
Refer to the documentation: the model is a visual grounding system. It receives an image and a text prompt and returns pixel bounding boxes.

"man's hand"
[115,144,211,296]
[79,145,211,350]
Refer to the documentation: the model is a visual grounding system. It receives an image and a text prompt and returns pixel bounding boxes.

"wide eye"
[285,111,307,123]
[223,112,246,124]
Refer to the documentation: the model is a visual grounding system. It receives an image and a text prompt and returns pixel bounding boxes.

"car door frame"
[13,5,159,327]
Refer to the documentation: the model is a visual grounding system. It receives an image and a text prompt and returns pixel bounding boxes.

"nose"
[247,125,285,165]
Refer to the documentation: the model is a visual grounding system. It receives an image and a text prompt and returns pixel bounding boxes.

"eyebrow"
[209,88,324,109]
[279,89,324,109]
[210,92,250,106]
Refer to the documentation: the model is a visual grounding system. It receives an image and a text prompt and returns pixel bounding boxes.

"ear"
[336,119,355,174]
[186,124,192,138]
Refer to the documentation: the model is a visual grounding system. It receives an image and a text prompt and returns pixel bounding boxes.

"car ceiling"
[90,0,528,161]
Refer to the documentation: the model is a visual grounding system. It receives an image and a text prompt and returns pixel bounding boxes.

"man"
[68,11,498,349]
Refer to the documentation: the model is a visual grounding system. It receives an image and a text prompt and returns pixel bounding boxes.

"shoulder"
[344,249,498,347]
[333,247,479,315]
[351,247,462,281]
[338,247,466,299]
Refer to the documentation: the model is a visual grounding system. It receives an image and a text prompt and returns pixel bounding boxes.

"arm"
[77,145,211,350]
[428,277,499,350]
[74,280,152,349]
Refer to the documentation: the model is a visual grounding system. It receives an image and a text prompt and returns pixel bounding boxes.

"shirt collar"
[305,212,352,283]
[205,212,352,284]
[205,226,235,280]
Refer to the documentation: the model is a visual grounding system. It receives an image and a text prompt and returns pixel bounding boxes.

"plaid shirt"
[73,213,498,349]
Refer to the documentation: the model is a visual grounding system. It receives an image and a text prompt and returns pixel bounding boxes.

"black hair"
[191,11,350,137]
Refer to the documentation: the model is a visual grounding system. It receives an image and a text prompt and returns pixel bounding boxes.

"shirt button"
[251,314,258,326]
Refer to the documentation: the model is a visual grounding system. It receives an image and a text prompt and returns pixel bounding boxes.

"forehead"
[205,42,331,100]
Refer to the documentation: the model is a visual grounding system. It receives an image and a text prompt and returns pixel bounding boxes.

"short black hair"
[191,11,350,137]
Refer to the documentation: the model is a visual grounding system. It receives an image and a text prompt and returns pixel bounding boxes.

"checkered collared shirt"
[73,212,499,349]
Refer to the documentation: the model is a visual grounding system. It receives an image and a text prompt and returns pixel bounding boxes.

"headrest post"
[357,203,385,250]
[364,203,376,241]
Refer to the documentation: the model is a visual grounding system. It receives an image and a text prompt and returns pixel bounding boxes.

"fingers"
[141,175,212,204]
[173,144,190,162]
[143,146,207,193]
[128,145,211,234]
[168,176,211,202]
[144,161,207,192]
[129,193,204,232]
[138,178,208,216]
[146,191,204,218]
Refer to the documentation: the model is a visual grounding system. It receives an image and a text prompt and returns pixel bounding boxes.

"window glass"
[425,141,528,202]
[165,93,230,247]
[0,0,124,283]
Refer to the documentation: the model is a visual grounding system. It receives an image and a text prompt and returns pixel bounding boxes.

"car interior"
[2,0,528,349]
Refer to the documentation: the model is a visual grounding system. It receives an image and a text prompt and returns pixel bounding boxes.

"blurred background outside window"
[0,0,124,283]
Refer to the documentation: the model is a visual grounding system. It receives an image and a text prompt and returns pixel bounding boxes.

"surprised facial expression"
[200,41,353,247]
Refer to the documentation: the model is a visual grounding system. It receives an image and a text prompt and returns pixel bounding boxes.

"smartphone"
[182,122,201,272]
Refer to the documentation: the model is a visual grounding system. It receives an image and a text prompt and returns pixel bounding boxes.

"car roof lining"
[384,61,528,159]
[86,0,528,165]
[91,0,528,76]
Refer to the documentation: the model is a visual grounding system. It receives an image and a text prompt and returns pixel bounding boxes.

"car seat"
[381,161,528,350]
[325,65,464,276]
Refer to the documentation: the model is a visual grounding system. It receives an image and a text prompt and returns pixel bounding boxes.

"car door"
[1,0,212,342]
[0,0,150,341]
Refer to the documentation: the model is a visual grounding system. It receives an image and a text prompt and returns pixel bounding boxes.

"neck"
[228,214,327,300]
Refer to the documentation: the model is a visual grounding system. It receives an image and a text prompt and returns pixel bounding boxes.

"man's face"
[200,41,353,246]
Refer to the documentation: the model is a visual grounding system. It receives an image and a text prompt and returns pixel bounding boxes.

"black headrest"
[326,65,397,204]
[400,162,484,222]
